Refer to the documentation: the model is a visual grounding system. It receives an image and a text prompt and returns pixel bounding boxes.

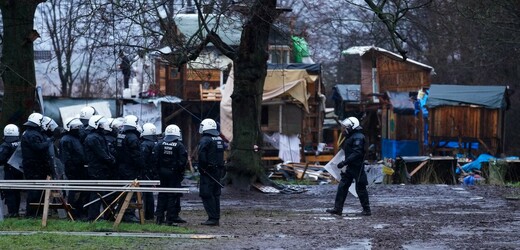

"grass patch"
[0,233,173,249]
[0,218,194,234]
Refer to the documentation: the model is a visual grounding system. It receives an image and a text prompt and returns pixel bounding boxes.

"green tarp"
[426,84,507,109]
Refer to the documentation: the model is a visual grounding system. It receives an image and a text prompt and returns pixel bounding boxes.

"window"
[268,45,290,64]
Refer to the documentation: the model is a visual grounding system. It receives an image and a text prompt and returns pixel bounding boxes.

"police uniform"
[115,125,143,222]
[197,132,224,226]
[152,135,187,225]
[60,127,88,219]
[21,123,52,218]
[115,127,144,180]
[84,127,115,221]
[0,137,22,217]
[329,127,371,215]
[140,136,157,220]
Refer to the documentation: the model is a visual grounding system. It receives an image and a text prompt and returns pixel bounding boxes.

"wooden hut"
[426,84,509,156]
[340,46,434,158]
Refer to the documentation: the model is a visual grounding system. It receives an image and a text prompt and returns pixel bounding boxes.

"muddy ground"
[172,182,520,249]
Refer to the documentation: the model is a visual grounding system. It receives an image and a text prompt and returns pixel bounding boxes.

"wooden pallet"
[200,84,222,101]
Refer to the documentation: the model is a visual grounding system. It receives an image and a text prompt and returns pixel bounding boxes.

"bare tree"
[0,1,45,128]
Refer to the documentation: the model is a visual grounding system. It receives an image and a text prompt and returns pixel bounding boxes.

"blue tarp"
[382,139,419,158]
[457,154,520,173]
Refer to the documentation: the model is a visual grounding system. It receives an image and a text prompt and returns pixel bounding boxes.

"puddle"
[332,238,371,249]
[403,241,450,249]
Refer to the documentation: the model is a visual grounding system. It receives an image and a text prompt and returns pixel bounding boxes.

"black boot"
[360,208,371,216]
[171,216,187,223]
[201,220,219,226]
[156,216,164,225]
[326,208,342,216]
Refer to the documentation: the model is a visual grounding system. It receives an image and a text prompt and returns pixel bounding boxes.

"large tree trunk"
[226,0,278,189]
[0,1,45,128]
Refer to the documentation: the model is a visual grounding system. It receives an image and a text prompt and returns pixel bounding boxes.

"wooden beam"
[409,160,429,177]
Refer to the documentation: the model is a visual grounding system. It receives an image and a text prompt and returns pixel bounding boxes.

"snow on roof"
[342,46,434,73]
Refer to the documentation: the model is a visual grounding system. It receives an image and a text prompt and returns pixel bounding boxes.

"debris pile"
[267,163,335,184]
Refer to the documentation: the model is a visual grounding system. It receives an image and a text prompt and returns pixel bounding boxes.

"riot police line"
[0,106,225,227]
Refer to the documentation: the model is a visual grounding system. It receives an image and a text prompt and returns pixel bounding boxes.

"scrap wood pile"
[267,162,335,184]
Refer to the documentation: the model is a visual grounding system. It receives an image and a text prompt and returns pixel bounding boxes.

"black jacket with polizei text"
[197,133,224,171]
[151,138,187,175]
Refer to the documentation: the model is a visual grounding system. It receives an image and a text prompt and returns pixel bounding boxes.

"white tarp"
[324,150,358,197]
[220,67,316,142]
[123,103,162,133]
[278,134,301,163]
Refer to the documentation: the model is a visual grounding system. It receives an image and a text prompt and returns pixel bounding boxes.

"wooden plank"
[409,161,429,177]
[41,189,51,227]
[113,191,134,229]
[305,154,333,163]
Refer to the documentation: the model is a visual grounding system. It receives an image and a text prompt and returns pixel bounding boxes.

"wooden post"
[113,190,135,228]
[41,188,51,227]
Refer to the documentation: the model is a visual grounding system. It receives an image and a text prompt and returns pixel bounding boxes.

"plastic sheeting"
[220,66,318,142]
[427,84,507,109]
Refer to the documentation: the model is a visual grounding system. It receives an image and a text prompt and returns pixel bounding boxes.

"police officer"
[83,115,115,221]
[101,118,118,180]
[152,124,187,225]
[41,116,63,179]
[115,115,143,222]
[326,117,371,216]
[79,106,97,143]
[21,113,52,218]
[197,118,224,226]
[0,124,23,217]
[140,123,158,220]
[60,117,89,220]
[115,115,144,180]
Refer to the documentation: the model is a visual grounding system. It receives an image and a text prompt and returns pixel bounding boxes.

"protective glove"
[337,161,346,169]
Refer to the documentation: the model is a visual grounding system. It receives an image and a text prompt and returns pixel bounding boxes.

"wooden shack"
[426,84,508,156]
[340,46,434,158]
[220,63,328,164]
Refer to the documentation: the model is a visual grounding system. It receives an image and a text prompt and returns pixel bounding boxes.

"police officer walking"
[140,123,158,220]
[21,113,52,218]
[83,115,116,221]
[60,117,89,220]
[197,118,225,226]
[326,117,371,216]
[152,124,187,225]
[0,124,23,217]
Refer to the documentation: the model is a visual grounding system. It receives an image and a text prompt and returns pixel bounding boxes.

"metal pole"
[0,185,189,193]
[0,180,160,185]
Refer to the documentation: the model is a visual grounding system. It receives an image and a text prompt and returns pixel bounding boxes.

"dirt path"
[170,183,520,249]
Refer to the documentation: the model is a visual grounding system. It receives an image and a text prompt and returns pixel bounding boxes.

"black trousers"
[4,166,23,216]
[333,169,370,211]
[155,168,182,222]
[24,169,49,218]
[66,166,89,219]
[199,169,221,222]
